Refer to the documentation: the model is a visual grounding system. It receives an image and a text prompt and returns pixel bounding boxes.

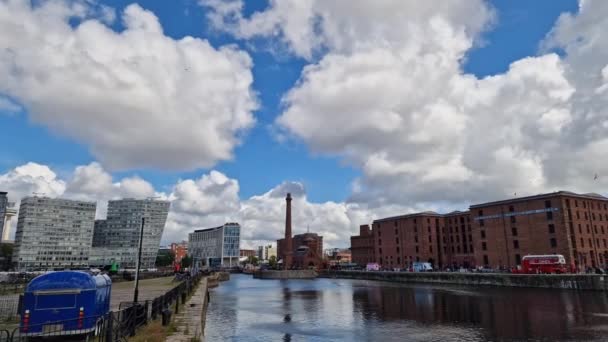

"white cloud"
[0,0,257,170]
[0,163,66,202]
[205,0,608,206]
[2,162,401,248]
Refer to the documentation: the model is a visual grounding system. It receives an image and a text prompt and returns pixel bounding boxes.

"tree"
[268,255,277,269]
[247,256,259,266]
[181,254,192,268]
[155,250,175,267]
[0,243,13,271]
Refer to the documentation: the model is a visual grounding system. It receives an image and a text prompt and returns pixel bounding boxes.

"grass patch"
[128,320,168,342]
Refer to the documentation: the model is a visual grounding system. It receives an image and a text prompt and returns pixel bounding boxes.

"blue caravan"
[21,271,111,336]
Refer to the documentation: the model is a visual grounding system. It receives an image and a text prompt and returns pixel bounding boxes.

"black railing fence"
[0,272,203,342]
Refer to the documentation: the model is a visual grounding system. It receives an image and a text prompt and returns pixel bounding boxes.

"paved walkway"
[110,277,177,310]
[166,277,208,342]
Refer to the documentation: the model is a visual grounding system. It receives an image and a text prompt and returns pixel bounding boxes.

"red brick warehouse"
[350,191,608,270]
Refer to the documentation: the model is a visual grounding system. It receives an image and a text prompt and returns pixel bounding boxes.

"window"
[569,222,574,235]
[429,246,433,253]
[550,238,557,248]
[396,237,399,244]
[579,224,582,234]
[415,246,419,253]
[585,212,588,220]
[577,211,580,219]
[595,226,598,234]
[548,224,555,234]
[512,227,518,236]
[510,216,516,224]
[575,200,578,207]
[482,242,487,251]
[509,205,514,212]
[604,239,607,248]
[581,238,584,248]
[478,210,483,216]
[545,200,552,208]
[589,238,592,246]
[593,213,596,221]
[483,255,489,265]
[397,247,400,253]
[378,230,382,237]
[414,226,417,233]
[546,211,553,220]
[515,254,521,265]
[603,226,605,234]
[587,225,591,234]
[415,236,418,243]
[513,240,519,249]
[470,245,474,253]
[397,257,401,263]
[394,221,398,227]
[379,248,382,255]
[379,239,382,245]
[566,199,570,207]
[457,246,461,253]
[481,230,486,239]
[480,219,485,227]
[428,236,432,243]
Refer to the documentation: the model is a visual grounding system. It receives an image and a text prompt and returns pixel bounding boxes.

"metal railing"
[0,272,203,342]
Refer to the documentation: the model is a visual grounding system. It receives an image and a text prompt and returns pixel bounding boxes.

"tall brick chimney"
[284,193,293,269]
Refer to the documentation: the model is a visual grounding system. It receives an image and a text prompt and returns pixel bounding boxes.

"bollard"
[181,291,187,304]
[161,309,172,326]
[175,295,179,314]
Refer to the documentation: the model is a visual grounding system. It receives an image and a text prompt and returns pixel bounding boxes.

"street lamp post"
[133,217,145,303]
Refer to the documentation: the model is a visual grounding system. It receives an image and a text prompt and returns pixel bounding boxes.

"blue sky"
[0,0,579,203]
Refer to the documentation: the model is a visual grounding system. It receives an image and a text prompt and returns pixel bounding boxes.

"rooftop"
[373,210,443,223]
[470,190,608,209]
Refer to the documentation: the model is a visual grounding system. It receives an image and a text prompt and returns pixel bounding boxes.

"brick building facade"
[350,225,375,265]
[372,212,443,270]
[471,191,608,270]
[443,211,476,269]
[350,191,608,271]
[278,232,324,268]
[170,241,188,265]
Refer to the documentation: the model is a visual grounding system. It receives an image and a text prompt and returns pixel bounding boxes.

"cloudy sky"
[1,0,607,249]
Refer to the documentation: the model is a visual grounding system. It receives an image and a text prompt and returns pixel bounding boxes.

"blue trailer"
[20,271,111,337]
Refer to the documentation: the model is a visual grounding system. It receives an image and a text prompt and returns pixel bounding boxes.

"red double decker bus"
[518,255,568,274]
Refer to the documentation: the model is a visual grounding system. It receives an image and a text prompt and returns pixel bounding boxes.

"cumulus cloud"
[2,162,402,248]
[0,163,66,201]
[0,0,257,170]
[205,0,608,206]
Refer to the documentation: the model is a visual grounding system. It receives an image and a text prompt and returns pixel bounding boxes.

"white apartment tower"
[13,197,96,271]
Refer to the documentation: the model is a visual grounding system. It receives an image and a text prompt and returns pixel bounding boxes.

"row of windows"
[565,198,608,211]
[569,209,608,222]
[573,237,608,249]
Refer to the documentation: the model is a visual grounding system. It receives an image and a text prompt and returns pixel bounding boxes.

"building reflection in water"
[351,281,608,341]
[205,275,608,341]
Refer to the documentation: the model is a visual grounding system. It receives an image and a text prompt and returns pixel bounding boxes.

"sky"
[1,0,607,249]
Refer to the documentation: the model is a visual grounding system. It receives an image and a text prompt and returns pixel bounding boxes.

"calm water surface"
[204,274,608,341]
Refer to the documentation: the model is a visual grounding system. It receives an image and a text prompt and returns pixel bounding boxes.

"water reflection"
[205,274,608,341]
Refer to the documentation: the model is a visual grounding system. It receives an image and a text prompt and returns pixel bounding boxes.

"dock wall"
[319,270,608,291]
